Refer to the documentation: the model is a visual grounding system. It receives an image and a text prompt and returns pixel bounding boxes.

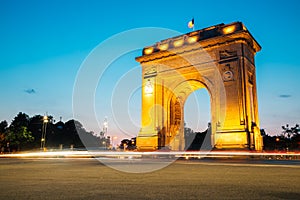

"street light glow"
[43,115,48,123]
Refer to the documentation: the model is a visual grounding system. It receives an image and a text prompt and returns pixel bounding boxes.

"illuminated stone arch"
[167,79,212,151]
[136,22,263,151]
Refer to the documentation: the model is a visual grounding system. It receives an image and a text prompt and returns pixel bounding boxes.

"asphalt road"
[0,158,299,200]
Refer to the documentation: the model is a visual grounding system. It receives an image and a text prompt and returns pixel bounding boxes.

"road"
[0,158,299,200]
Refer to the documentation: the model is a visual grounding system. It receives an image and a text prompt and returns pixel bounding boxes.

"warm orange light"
[187,36,198,44]
[223,25,236,34]
[43,115,48,123]
[173,39,184,47]
[158,43,169,51]
[144,47,154,55]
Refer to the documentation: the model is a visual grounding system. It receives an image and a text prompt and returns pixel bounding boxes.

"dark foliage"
[0,112,100,152]
[120,137,136,150]
[263,124,300,151]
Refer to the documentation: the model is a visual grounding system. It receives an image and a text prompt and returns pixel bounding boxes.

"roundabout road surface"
[0,158,299,200]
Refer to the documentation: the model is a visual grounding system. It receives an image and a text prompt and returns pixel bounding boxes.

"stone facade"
[136,22,263,151]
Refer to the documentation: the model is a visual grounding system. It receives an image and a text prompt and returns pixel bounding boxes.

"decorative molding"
[248,72,254,84]
[219,50,237,60]
[144,68,157,78]
[221,64,234,81]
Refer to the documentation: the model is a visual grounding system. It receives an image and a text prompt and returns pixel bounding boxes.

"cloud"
[279,94,291,98]
[24,89,36,94]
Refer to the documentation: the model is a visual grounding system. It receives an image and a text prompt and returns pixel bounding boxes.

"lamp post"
[40,115,48,151]
[102,141,106,149]
[275,137,280,151]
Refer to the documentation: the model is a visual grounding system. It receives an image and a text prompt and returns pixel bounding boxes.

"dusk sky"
[1,0,299,141]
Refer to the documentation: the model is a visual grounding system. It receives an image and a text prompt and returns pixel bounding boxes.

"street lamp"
[40,115,48,151]
[275,137,280,151]
[102,141,106,149]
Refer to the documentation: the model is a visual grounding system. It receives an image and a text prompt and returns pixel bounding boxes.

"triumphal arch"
[136,22,263,151]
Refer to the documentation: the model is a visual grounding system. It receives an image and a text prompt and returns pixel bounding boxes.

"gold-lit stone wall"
[136,22,263,151]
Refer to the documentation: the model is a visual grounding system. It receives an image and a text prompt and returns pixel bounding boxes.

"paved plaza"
[0,158,299,200]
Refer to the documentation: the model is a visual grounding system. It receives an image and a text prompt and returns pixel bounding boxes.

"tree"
[28,115,43,148]
[72,120,100,149]
[0,120,8,151]
[282,124,299,139]
[281,124,300,150]
[7,112,34,151]
[6,126,34,151]
[184,126,194,149]
[119,138,136,150]
[0,120,8,133]
[10,112,30,128]
[1,112,102,151]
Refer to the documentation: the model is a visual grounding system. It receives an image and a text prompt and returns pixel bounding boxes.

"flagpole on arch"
[193,18,195,31]
[188,17,195,31]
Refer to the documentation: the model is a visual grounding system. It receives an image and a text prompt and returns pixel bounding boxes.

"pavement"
[0,158,299,200]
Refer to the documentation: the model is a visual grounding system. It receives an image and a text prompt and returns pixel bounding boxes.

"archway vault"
[167,80,212,151]
[136,22,263,151]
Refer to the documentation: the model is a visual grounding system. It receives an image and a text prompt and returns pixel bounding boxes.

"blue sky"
[0,0,300,139]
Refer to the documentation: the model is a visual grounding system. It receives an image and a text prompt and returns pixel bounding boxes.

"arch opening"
[166,80,213,151]
[184,89,211,150]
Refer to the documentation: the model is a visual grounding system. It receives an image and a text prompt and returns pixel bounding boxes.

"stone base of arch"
[214,131,249,149]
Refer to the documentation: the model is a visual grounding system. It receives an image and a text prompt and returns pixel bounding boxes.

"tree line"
[184,123,300,151]
[1,112,299,152]
[0,112,100,152]
[262,124,300,151]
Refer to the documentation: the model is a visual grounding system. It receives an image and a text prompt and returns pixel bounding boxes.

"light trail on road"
[1,150,299,160]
